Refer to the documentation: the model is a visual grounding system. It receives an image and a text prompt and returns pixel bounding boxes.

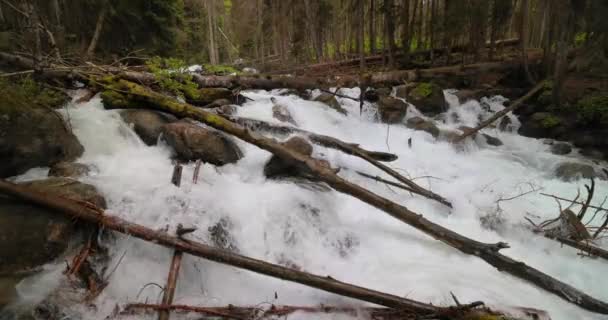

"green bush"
[576,94,608,126]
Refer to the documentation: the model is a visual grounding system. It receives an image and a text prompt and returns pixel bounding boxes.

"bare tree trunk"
[401,0,410,63]
[383,0,395,67]
[85,0,108,61]
[369,0,376,54]
[206,0,219,65]
[358,0,366,70]
[519,0,535,84]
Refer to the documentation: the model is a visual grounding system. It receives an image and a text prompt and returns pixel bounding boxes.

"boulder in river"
[161,121,243,165]
[550,142,572,155]
[554,162,597,181]
[271,97,297,125]
[406,116,440,138]
[0,178,106,306]
[0,105,83,178]
[378,96,408,124]
[314,92,348,115]
[404,82,447,116]
[482,133,503,146]
[48,161,91,178]
[120,109,177,146]
[264,136,334,184]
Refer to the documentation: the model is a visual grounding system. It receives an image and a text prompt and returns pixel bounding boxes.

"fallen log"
[0,179,442,313]
[228,116,449,207]
[97,79,608,314]
[229,116,397,162]
[455,81,545,142]
[543,234,608,261]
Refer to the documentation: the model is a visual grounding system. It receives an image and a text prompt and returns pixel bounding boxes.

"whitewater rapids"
[11,88,608,319]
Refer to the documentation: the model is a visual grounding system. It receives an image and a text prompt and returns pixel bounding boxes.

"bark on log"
[96,79,608,314]
[228,116,398,162]
[0,179,440,313]
[455,81,545,142]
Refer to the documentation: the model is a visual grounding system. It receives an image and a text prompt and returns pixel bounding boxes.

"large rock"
[378,96,408,124]
[453,89,486,104]
[161,122,242,165]
[0,178,106,304]
[482,133,503,146]
[120,110,177,146]
[0,106,84,178]
[48,161,91,178]
[554,162,597,181]
[314,92,348,115]
[406,117,440,138]
[271,97,297,125]
[550,142,572,155]
[518,112,565,139]
[404,82,447,116]
[263,136,335,184]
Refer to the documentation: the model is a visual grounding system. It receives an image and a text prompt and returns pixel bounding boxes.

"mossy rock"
[576,93,608,126]
[405,82,447,116]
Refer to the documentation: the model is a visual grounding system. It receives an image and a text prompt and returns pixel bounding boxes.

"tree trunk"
[358,0,366,70]
[383,0,395,67]
[401,0,410,63]
[369,0,376,54]
[519,0,535,84]
[85,0,108,61]
[206,0,219,65]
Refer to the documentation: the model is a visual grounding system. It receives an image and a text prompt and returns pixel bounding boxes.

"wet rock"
[554,162,597,181]
[406,117,440,138]
[0,178,106,304]
[550,143,572,155]
[375,87,392,98]
[48,161,91,178]
[0,107,84,178]
[161,122,242,165]
[394,84,415,99]
[363,89,380,102]
[482,133,503,146]
[518,112,563,138]
[314,92,348,115]
[120,109,177,146]
[271,97,297,125]
[404,82,447,116]
[280,89,311,100]
[216,104,238,116]
[264,137,313,179]
[498,116,513,131]
[454,89,485,104]
[208,218,238,252]
[378,96,408,124]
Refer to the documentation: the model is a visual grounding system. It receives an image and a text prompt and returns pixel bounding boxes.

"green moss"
[202,64,238,75]
[536,80,554,107]
[541,114,562,128]
[0,76,68,115]
[411,82,434,98]
[576,93,608,125]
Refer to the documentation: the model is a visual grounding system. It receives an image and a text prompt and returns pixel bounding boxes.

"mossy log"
[97,79,608,315]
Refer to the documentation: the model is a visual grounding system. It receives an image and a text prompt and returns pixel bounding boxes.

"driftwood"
[543,234,608,261]
[0,179,446,313]
[228,116,450,207]
[94,79,608,314]
[455,81,545,142]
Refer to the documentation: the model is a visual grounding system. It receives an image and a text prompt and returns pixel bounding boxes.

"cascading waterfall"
[8,88,608,320]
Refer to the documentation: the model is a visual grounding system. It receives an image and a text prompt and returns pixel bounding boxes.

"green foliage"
[0,77,68,114]
[146,56,199,98]
[203,64,238,75]
[536,80,554,106]
[411,82,434,98]
[576,94,608,126]
[574,32,587,46]
[540,115,562,129]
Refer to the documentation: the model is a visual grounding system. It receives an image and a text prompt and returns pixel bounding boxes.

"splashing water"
[10,88,608,320]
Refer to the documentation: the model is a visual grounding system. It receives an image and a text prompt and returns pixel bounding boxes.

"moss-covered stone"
[405,82,447,116]
[410,82,434,98]
[540,114,562,128]
[576,93,608,126]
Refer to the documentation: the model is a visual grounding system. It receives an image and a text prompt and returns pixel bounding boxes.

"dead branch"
[543,234,608,261]
[86,80,608,314]
[578,179,595,221]
[540,193,608,214]
[0,179,442,313]
[455,82,545,143]
[355,170,416,194]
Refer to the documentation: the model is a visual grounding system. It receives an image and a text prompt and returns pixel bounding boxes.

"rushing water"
[9,88,608,319]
